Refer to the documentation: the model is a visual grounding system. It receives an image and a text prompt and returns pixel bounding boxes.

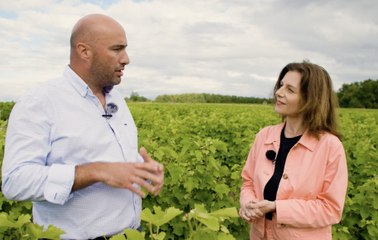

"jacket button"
[282,173,288,179]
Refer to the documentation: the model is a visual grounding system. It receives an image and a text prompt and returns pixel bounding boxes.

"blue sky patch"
[0,10,17,19]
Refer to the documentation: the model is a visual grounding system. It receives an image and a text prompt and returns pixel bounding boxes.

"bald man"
[2,14,164,240]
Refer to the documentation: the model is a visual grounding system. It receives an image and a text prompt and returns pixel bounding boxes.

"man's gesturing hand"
[100,147,164,197]
[139,147,164,196]
[72,147,164,197]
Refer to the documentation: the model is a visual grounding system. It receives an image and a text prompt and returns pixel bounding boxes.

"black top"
[263,128,301,220]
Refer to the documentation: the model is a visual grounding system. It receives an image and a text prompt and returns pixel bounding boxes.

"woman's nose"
[275,87,283,97]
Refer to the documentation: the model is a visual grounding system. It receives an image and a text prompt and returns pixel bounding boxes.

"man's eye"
[113,46,125,51]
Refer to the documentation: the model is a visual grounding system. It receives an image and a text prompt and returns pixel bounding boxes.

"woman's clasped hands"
[239,200,276,223]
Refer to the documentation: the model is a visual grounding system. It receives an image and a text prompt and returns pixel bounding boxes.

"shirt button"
[282,173,288,179]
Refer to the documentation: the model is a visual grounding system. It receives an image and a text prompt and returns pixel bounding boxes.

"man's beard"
[90,59,116,90]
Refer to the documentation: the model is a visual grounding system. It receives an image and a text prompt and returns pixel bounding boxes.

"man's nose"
[120,50,130,65]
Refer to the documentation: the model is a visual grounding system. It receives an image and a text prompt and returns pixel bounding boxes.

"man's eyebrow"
[110,44,127,49]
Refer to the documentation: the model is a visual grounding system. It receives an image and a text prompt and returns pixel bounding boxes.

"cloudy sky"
[0,0,377,101]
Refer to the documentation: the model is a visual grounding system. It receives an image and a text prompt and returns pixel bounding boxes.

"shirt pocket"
[124,123,138,147]
[117,121,138,162]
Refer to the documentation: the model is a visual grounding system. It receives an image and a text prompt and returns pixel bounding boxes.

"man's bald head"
[70,14,124,50]
[68,14,129,93]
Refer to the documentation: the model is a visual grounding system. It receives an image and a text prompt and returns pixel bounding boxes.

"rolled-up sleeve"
[2,93,75,205]
[44,164,75,204]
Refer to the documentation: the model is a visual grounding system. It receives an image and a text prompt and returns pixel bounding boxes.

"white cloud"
[0,0,377,101]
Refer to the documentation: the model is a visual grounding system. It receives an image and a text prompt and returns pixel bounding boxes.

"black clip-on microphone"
[102,102,118,119]
[102,113,113,119]
[265,150,277,164]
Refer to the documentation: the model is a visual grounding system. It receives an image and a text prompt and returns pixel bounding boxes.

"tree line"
[1,79,377,121]
[337,79,378,108]
[154,93,273,104]
[128,79,378,109]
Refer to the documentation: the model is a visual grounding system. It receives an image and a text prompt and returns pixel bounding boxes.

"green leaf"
[213,140,228,152]
[38,225,65,239]
[196,213,219,231]
[141,206,182,227]
[214,183,230,197]
[27,223,44,237]
[153,231,166,240]
[191,229,218,240]
[109,234,127,240]
[210,207,238,218]
[123,229,145,240]
[15,214,31,227]
[220,224,230,234]
[196,215,219,231]
[193,204,207,213]
[189,204,220,231]
[167,165,184,183]
[28,224,64,239]
[217,232,236,240]
[195,150,203,161]
[183,179,195,192]
[0,212,16,228]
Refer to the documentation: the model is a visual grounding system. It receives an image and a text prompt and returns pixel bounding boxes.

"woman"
[239,61,348,239]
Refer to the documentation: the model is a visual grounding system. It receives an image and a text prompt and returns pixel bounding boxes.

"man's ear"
[76,42,92,61]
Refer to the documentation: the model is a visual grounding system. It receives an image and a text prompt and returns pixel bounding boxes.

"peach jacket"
[240,123,348,240]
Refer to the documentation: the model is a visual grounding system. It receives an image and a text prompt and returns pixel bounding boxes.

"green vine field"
[0,103,377,239]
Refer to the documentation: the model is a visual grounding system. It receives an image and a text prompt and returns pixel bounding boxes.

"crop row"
[1,103,377,239]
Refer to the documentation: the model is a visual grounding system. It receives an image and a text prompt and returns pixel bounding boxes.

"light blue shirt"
[2,66,143,239]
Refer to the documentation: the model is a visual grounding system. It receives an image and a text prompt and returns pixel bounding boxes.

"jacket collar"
[264,122,318,152]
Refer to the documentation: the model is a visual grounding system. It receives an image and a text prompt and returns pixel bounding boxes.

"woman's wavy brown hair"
[273,60,342,139]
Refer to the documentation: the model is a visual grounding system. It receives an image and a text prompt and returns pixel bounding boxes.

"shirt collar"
[264,122,318,152]
[63,65,92,97]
